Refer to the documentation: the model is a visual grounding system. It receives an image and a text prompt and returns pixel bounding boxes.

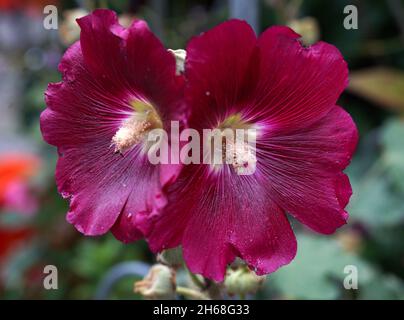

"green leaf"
[267,234,374,299]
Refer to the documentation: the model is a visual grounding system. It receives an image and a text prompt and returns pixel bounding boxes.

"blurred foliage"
[266,234,373,300]
[264,234,404,299]
[348,68,404,113]
[1,0,404,300]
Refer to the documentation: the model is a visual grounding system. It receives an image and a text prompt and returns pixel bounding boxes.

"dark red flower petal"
[77,9,127,81]
[126,20,185,115]
[260,106,358,234]
[251,26,349,132]
[185,19,258,130]
[146,166,297,282]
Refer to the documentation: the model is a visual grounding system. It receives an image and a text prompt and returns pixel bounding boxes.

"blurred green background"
[0,0,404,300]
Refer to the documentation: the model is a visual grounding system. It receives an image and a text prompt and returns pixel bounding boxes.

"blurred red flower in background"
[0,153,40,215]
[0,227,32,262]
[0,0,57,13]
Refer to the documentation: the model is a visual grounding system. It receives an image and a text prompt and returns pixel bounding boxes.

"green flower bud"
[224,267,264,297]
[134,264,176,300]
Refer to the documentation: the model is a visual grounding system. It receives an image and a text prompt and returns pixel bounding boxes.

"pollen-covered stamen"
[208,113,257,175]
[112,100,163,154]
[222,137,257,175]
[112,117,152,154]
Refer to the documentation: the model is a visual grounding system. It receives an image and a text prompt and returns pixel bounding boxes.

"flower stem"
[188,270,206,289]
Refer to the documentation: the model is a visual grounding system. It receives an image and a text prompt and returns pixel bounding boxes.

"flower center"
[210,113,257,175]
[222,138,256,175]
[112,100,163,154]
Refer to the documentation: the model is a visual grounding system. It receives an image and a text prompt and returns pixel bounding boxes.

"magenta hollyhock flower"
[145,20,358,281]
[40,9,184,240]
